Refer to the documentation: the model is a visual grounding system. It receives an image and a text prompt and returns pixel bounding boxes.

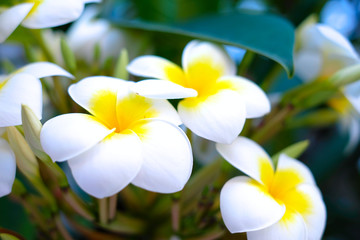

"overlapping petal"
[127,56,186,86]
[274,154,316,188]
[131,80,198,99]
[22,0,84,28]
[217,137,326,239]
[0,138,16,197]
[246,210,307,240]
[216,137,274,186]
[40,113,113,162]
[285,184,327,240]
[182,40,236,79]
[218,76,271,118]
[17,62,74,79]
[220,176,285,233]
[178,90,246,144]
[0,3,33,43]
[131,119,193,193]
[0,73,42,127]
[68,131,143,199]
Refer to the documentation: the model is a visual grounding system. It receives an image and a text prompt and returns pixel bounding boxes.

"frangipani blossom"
[40,76,193,198]
[0,128,16,198]
[0,0,100,43]
[295,23,359,82]
[66,6,146,63]
[216,137,326,239]
[0,62,73,127]
[295,23,360,152]
[128,40,270,144]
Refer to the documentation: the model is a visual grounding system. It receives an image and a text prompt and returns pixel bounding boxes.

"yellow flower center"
[164,57,235,108]
[88,90,158,134]
[258,159,312,224]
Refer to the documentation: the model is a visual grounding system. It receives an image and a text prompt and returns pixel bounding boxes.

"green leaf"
[272,140,310,166]
[110,11,295,76]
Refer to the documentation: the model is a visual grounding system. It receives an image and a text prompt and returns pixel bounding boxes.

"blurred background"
[0,0,359,239]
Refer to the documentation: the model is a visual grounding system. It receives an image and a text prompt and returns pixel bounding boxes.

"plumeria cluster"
[5,1,358,239]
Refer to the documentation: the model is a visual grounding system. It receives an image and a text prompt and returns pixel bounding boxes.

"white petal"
[127,56,186,85]
[0,73,42,127]
[276,154,316,186]
[178,90,246,144]
[216,136,274,186]
[131,80,198,99]
[182,40,236,77]
[131,119,193,193]
[294,50,323,82]
[22,0,85,28]
[0,138,16,197]
[82,0,101,3]
[345,80,360,114]
[68,131,143,198]
[0,3,33,43]
[146,99,182,126]
[17,62,74,79]
[291,184,327,240]
[40,113,113,162]
[220,176,285,233]
[316,24,359,60]
[219,76,271,118]
[247,210,307,240]
[68,76,131,114]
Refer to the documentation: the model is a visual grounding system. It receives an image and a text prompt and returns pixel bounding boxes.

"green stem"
[99,198,108,225]
[237,50,255,76]
[30,29,69,113]
[171,194,181,232]
[108,194,118,221]
[55,215,74,240]
[62,187,94,221]
[261,64,283,91]
[251,104,297,144]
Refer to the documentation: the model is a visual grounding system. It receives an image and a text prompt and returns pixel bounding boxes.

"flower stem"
[171,194,181,232]
[261,64,283,91]
[251,104,297,144]
[108,194,118,221]
[99,198,108,225]
[237,50,255,76]
[30,29,69,113]
[54,215,74,240]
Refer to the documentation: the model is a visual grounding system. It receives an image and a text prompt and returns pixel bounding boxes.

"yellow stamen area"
[327,96,351,115]
[164,64,187,86]
[257,162,312,225]
[269,168,304,199]
[26,0,42,17]
[278,188,312,225]
[163,56,236,108]
[258,156,274,187]
[89,89,158,135]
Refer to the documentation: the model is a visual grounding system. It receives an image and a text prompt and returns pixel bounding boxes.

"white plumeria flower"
[67,6,144,63]
[128,40,271,144]
[0,127,16,198]
[0,62,73,127]
[295,23,360,152]
[295,23,359,82]
[216,137,326,239]
[40,76,193,199]
[0,0,100,43]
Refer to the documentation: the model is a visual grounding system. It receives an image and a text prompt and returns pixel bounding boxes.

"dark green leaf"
[110,11,295,76]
